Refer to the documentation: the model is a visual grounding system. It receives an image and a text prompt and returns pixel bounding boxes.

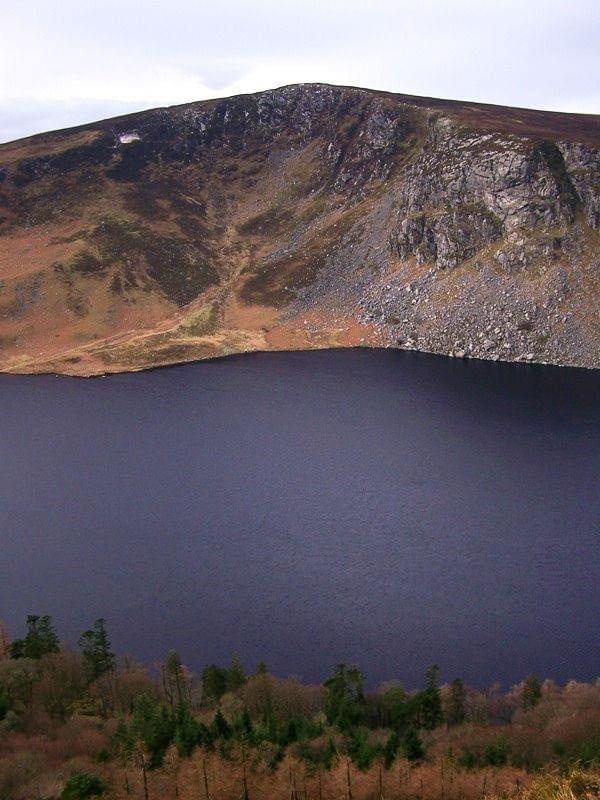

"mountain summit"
[0,83,598,374]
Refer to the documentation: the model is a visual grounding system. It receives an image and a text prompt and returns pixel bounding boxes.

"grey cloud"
[0,0,598,142]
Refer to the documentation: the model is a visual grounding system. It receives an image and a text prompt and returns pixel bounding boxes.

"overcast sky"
[1,0,598,143]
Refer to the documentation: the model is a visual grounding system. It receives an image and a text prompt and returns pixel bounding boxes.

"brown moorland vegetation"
[1,84,599,375]
[0,617,599,799]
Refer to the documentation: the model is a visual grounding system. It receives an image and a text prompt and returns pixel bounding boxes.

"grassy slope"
[0,84,598,375]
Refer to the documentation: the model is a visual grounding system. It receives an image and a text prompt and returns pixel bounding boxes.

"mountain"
[0,83,598,375]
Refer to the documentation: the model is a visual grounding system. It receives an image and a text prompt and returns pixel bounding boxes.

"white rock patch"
[118,132,141,144]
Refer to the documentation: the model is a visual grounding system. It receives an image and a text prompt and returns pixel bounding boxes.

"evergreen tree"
[162,649,188,707]
[202,664,227,703]
[197,720,213,749]
[281,718,298,746]
[324,737,337,769]
[112,717,135,760]
[10,615,60,660]
[345,728,376,770]
[226,653,247,692]
[174,703,202,757]
[131,694,174,768]
[401,726,425,761]
[417,664,443,730]
[237,708,254,738]
[380,685,410,731]
[324,663,366,731]
[522,674,542,710]
[211,708,232,740]
[78,619,115,680]
[265,711,279,743]
[383,731,400,769]
[446,677,466,725]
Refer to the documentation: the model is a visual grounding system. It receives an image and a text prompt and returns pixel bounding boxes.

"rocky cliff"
[0,83,598,374]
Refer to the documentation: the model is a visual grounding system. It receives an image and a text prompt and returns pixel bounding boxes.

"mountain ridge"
[0,82,598,374]
[4,83,600,147]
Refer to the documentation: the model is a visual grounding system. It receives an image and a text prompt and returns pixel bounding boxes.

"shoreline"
[1,340,598,379]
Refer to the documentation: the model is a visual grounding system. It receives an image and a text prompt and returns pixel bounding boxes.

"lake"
[1,348,598,688]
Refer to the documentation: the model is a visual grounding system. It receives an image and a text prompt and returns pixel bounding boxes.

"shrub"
[578,735,600,767]
[484,737,510,767]
[458,748,478,769]
[61,772,106,799]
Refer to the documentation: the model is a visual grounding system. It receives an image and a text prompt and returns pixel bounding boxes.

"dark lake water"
[1,348,599,689]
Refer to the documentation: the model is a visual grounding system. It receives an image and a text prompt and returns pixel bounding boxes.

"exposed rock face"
[0,83,598,375]
[391,122,586,265]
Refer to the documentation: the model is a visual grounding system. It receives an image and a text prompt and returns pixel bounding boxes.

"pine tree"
[324,738,337,769]
[381,685,409,731]
[202,664,227,702]
[112,717,135,760]
[78,618,115,680]
[131,694,175,768]
[174,703,201,757]
[383,731,400,769]
[211,708,232,740]
[446,677,466,725]
[281,719,298,745]
[417,664,443,730]
[9,615,59,660]
[162,649,188,707]
[345,728,376,770]
[323,664,366,731]
[226,653,247,692]
[238,708,253,738]
[401,726,425,761]
[522,674,542,710]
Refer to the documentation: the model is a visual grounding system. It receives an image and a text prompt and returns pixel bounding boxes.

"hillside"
[0,83,598,375]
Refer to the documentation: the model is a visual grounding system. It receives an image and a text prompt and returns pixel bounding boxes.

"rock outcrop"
[0,83,598,374]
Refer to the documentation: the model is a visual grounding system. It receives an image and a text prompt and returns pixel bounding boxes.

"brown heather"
[0,84,598,376]
[1,634,599,800]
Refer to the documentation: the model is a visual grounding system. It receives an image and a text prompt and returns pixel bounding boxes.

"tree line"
[0,615,567,800]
